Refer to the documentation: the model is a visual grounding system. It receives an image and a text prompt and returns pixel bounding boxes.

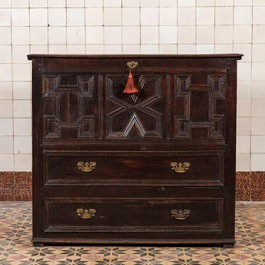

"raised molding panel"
[173,74,226,140]
[42,75,98,139]
[105,75,164,139]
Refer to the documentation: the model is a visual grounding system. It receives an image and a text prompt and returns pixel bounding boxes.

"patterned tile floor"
[0,202,264,265]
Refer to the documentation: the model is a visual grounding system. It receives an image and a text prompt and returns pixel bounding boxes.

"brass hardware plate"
[171,209,190,221]
[77,161,96,172]
[76,208,96,220]
[170,162,190,173]
[127,61,138,69]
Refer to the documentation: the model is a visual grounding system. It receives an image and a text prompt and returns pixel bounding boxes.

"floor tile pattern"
[0,202,264,265]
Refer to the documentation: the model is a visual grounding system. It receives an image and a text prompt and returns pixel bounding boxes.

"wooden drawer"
[44,151,224,186]
[43,198,224,234]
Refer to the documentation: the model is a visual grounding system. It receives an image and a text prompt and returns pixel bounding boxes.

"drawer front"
[43,198,224,234]
[44,151,224,186]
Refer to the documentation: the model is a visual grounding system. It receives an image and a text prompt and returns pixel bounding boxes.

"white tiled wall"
[0,0,264,172]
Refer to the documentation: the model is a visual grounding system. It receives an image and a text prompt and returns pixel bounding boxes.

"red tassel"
[123,70,138,94]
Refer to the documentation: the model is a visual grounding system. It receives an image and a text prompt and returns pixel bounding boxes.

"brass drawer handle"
[170,162,190,173]
[77,208,96,220]
[77,161,96,172]
[171,209,190,221]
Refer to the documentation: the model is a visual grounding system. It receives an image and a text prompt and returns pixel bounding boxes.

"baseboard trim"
[0,171,264,201]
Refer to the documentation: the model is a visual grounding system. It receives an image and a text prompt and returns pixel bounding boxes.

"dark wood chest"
[28,54,242,246]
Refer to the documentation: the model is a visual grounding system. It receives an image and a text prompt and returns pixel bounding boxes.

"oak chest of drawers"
[28,54,242,246]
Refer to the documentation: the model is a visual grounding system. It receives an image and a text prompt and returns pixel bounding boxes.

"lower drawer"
[43,198,224,234]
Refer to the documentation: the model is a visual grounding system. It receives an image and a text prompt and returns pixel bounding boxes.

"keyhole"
[83,82,88,92]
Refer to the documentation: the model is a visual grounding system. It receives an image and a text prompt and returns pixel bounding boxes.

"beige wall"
[0,0,265,172]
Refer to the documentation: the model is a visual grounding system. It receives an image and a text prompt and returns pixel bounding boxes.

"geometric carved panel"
[173,74,226,140]
[42,74,98,139]
[105,75,164,140]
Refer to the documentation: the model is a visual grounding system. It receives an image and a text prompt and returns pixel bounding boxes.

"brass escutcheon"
[127,61,138,69]
[170,162,190,173]
[77,161,96,172]
[171,209,190,221]
[76,208,96,220]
